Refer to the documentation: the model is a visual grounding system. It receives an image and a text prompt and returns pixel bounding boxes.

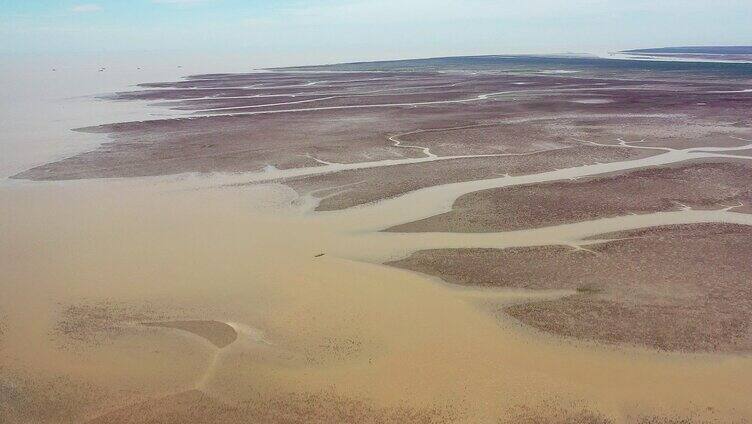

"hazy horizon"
[3,0,752,67]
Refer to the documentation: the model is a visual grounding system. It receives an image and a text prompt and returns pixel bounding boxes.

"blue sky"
[2,1,751,65]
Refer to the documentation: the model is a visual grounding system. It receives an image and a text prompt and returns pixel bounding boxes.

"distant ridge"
[624,46,752,55]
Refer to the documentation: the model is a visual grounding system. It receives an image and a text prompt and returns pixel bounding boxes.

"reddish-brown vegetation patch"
[389,161,752,233]
[390,224,752,352]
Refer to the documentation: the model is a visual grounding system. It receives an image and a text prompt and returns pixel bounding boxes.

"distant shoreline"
[615,45,752,64]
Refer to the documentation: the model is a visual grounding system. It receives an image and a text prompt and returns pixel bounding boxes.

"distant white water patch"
[538,70,580,74]
[707,88,752,94]
[569,98,614,104]
[602,52,752,64]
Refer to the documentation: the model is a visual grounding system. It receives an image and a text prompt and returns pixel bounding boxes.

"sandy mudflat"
[85,389,455,424]
[82,390,725,424]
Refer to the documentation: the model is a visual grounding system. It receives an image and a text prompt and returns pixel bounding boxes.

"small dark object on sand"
[314,253,325,258]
